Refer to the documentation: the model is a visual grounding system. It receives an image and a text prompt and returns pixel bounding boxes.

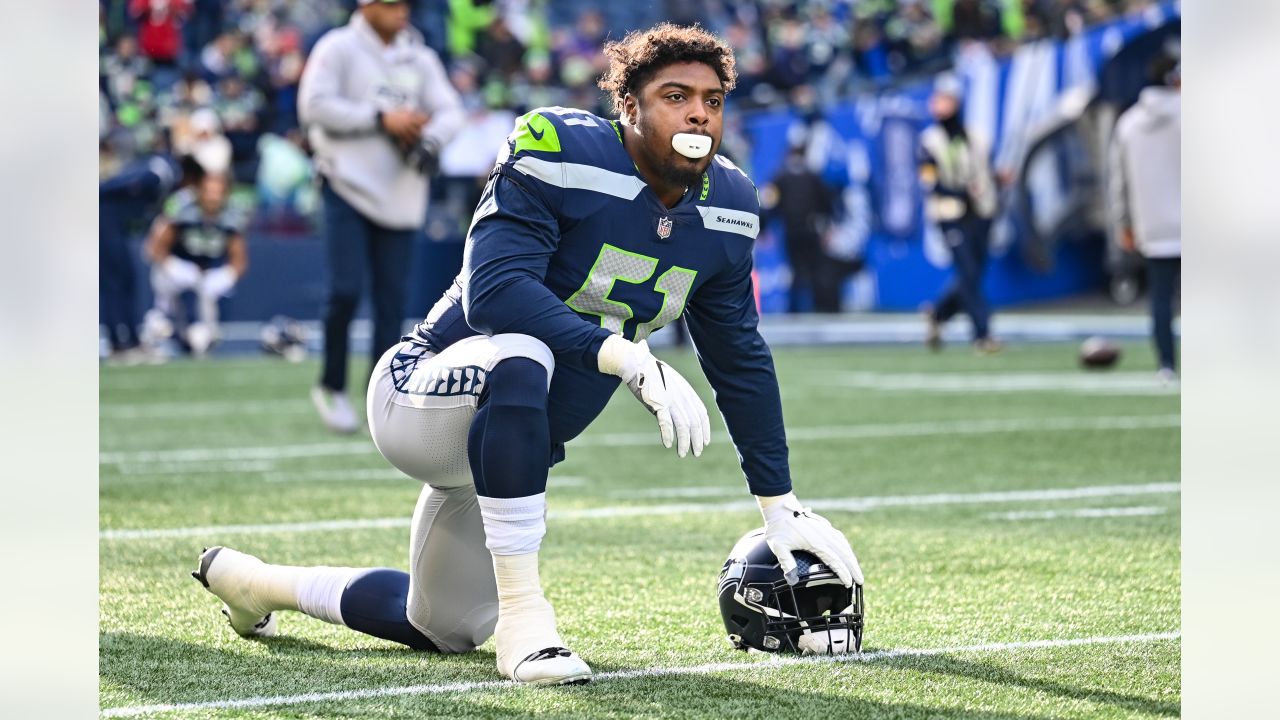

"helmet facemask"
[755,575,864,654]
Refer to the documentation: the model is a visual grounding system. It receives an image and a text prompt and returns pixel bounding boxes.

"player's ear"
[622,93,638,126]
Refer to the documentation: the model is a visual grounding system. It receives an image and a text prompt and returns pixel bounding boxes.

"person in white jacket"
[1110,56,1180,379]
[299,0,463,433]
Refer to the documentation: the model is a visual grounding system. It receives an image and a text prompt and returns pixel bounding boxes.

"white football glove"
[160,256,203,289]
[200,265,239,298]
[758,492,863,588]
[597,335,711,458]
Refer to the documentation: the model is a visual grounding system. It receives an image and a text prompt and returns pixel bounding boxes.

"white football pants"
[150,258,231,329]
[366,334,555,652]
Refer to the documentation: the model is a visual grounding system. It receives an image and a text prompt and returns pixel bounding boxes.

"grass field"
[100,341,1181,718]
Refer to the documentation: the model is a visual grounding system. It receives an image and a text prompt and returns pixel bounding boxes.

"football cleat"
[186,321,218,357]
[191,546,278,638]
[311,386,359,434]
[505,646,593,686]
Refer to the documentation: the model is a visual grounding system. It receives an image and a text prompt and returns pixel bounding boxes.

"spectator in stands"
[949,0,1004,42]
[172,107,233,177]
[769,18,812,92]
[130,0,191,88]
[102,34,152,106]
[919,74,1002,354]
[183,0,223,68]
[477,17,526,80]
[1109,55,1180,381]
[508,52,568,113]
[886,1,946,73]
[216,75,265,182]
[299,0,464,434]
[144,172,249,358]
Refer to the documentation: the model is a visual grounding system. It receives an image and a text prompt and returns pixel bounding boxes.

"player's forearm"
[718,387,792,496]
[464,275,612,369]
[695,333,791,494]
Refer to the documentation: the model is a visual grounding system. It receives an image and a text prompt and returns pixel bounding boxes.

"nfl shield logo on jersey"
[656,216,673,239]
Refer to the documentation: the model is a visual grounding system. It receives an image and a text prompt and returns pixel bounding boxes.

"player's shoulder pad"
[166,187,199,223]
[500,106,629,171]
[221,203,250,234]
[699,154,762,242]
[707,154,760,212]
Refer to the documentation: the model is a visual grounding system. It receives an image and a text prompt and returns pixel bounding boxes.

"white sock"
[477,494,566,674]
[293,566,358,626]
[492,551,563,674]
[244,562,356,626]
[477,493,547,556]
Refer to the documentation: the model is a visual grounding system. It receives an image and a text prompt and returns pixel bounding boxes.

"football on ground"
[1079,336,1123,369]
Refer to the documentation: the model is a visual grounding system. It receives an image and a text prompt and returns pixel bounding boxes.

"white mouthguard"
[672,132,712,159]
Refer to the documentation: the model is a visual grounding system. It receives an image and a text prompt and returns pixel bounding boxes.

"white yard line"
[99,400,313,420]
[610,486,741,498]
[100,414,1179,468]
[261,468,411,483]
[827,371,1179,396]
[99,631,1180,717]
[99,482,1179,540]
[990,506,1169,521]
[100,441,372,465]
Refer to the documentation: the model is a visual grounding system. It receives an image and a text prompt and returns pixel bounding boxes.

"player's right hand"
[597,335,710,458]
[758,492,863,589]
[161,256,202,287]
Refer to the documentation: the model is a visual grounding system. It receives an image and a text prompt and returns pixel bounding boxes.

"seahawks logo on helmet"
[717,528,864,655]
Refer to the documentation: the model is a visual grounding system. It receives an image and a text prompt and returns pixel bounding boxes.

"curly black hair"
[597,23,737,119]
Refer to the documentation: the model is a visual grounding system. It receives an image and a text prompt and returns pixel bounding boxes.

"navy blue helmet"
[717,528,864,654]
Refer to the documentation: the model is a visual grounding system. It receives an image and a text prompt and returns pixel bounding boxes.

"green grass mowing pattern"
[100,342,1179,717]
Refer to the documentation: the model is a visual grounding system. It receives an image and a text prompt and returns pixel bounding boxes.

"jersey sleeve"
[163,189,198,224]
[461,115,615,368]
[684,245,792,498]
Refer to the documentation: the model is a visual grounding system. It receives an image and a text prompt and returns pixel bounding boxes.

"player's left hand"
[200,266,238,298]
[597,335,711,458]
[758,492,863,588]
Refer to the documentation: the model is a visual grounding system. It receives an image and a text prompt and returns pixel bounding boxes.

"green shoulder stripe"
[511,111,561,156]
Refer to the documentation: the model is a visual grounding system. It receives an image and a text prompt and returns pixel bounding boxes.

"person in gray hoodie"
[1110,55,1181,379]
[300,0,463,433]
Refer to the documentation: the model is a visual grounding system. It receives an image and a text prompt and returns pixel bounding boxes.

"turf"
[100,341,1180,718]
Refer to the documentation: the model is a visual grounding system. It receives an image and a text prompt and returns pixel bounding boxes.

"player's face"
[198,176,228,214]
[628,61,725,188]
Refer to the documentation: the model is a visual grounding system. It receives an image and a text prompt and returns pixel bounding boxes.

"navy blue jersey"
[163,189,247,270]
[409,107,790,495]
[99,156,183,234]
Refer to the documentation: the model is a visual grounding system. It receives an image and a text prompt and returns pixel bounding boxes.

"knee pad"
[486,334,555,388]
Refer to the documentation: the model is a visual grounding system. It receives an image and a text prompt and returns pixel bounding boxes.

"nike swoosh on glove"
[758,491,863,587]
[596,335,711,458]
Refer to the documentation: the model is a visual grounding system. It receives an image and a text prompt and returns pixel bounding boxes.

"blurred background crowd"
[100,0,1163,197]
[99,0,1177,362]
